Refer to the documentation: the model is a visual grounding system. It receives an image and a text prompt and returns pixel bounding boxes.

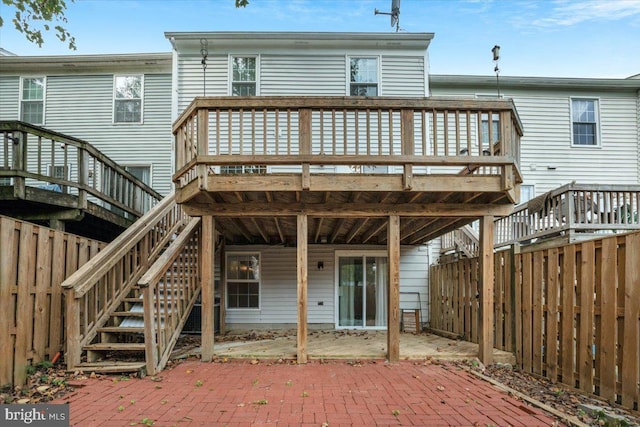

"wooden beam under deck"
[175,175,507,203]
[181,202,514,218]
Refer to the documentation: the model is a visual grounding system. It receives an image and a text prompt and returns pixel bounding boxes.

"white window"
[124,165,151,185]
[20,77,45,124]
[520,184,535,204]
[349,57,378,96]
[481,113,500,155]
[571,98,599,146]
[226,253,260,309]
[114,75,143,123]
[231,56,257,96]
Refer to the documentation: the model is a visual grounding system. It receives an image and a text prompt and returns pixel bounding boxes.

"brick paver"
[55,360,562,426]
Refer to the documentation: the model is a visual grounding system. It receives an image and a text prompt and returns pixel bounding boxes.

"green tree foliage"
[0,0,76,50]
[236,0,249,7]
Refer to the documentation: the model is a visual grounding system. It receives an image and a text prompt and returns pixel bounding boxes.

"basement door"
[335,252,387,329]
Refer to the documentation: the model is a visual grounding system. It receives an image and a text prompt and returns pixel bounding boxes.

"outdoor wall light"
[317,261,324,270]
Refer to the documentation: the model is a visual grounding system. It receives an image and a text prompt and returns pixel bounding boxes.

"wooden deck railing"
[1,121,162,219]
[61,194,189,370]
[0,216,104,387]
[441,183,640,255]
[495,183,640,247]
[140,217,201,375]
[172,97,523,189]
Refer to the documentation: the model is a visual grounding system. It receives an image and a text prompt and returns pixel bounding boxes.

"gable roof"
[165,31,434,53]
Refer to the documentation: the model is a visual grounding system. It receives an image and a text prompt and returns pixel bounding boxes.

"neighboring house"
[0,53,174,195]
[430,75,640,199]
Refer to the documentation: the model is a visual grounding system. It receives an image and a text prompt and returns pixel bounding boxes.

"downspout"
[169,39,179,178]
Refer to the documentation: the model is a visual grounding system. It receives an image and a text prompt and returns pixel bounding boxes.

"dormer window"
[349,57,378,96]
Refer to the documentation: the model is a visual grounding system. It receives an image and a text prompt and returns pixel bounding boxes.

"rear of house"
[167,32,436,332]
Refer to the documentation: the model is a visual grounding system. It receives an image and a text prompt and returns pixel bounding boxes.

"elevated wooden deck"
[1,121,162,241]
[172,96,524,245]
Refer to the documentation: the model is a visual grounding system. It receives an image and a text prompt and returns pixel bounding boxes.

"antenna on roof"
[375,0,401,32]
[492,45,501,98]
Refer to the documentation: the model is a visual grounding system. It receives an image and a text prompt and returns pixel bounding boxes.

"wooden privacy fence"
[0,216,104,387]
[430,232,640,411]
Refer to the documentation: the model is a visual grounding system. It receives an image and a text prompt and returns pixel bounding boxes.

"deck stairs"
[62,194,202,376]
[77,260,193,374]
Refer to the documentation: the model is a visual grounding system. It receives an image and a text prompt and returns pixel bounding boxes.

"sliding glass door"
[337,253,387,328]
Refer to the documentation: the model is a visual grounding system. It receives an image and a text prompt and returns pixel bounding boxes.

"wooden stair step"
[124,297,143,303]
[84,343,146,351]
[112,311,145,317]
[70,361,146,374]
[97,326,144,334]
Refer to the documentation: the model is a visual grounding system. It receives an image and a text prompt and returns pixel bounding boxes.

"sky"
[1,0,639,78]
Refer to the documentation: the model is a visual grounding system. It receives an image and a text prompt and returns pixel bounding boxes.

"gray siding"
[0,76,20,119]
[1,72,173,195]
[223,244,429,328]
[175,52,428,115]
[261,54,346,95]
[381,55,425,97]
[177,54,228,111]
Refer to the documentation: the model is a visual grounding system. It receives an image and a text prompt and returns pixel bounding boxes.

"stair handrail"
[61,193,189,369]
[139,217,202,375]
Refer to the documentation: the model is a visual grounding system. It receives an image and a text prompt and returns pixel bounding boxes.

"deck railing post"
[299,108,311,190]
[77,146,88,209]
[401,109,414,190]
[12,131,26,199]
[197,108,209,191]
[142,284,158,375]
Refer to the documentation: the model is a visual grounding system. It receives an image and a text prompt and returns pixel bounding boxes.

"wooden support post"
[479,215,495,365]
[201,216,215,362]
[387,215,400,362]
[297,214,308,364]
[219,240,226,335]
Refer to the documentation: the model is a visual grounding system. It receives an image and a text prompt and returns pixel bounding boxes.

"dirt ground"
[2,331,638,427]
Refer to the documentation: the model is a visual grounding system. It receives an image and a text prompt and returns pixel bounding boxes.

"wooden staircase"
[62,195,203,376]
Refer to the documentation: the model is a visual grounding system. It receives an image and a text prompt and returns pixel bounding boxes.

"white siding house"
[167,32,434,330]
[0,53,174,195]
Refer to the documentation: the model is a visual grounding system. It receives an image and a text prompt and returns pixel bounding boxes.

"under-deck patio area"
[177,330,515,364]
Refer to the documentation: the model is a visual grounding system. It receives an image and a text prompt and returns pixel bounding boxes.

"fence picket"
[429,232,639,411]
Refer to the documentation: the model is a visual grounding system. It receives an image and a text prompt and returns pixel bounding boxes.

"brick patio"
[55,359,561,426]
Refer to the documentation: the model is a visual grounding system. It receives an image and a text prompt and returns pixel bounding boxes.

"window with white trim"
[20,77,45,124]
[349,57,378,96]
[114,75,143,123]
[226,253,260,309]
[520,184,535,204]
[571,98,599,146]
[231,56,257,96]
